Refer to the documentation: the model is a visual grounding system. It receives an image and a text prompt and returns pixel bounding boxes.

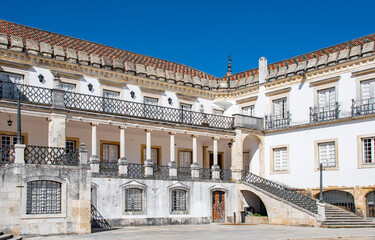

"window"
[103,143,119,162]
[171,189,188,214]
[242,105,255,116]
[59,82,76,92]
[273,147,288,172]
[142,146,160,166]
[143,97,159,118]
[318,88,336,109]
[361,79,375,101]
[243,151,250,172]
[102,89,120,113]
[179,150,192,167]
[1,134,23,163]
[26,180,61,214]
[124,188,143,213]
[65,140,76,151]
[318,142,336,168]
[362,137,375,164]
[0,72,24,99]
[213,109,224,115]
[180,103,192,123]
[273,98,287,118]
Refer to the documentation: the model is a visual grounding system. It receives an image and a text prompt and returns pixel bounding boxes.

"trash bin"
[241,211,246,223]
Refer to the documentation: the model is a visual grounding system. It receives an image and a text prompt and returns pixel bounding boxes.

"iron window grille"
[171,189,188,214]
[25,145,79,166]
[26,180,61,214]
[264,112,291,130]
[124,188,143,213]
[310,102,340,123]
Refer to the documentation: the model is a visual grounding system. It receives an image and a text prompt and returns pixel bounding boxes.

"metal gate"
[366,191,375,217]
[212,191,225,223]
[321,190,355,212]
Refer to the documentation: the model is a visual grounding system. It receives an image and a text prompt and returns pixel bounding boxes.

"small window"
[213,109,224,115]
[142,146,160,166]
[360,79,375,101]
[103,143,119,162]
[59,82,76,92]
[318,88,335,108]
[124,188,143,213]
[242,105,255,116]
[318,142,336,168]
[362,137,375,164]
[171,189,188,214]
[103,90,120,99]
[273,98,287,118]
[180,103,192,123]
[26,180,61,214]
[144,96,158,105]
[273,147,288,172]
[179,150,192,167]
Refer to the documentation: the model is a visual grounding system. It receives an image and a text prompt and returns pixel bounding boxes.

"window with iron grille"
[362,137,375,164]
[318,142,336,168]
[171,189,188,214]
[124,188,143,213]
[179,150,192,167]
[26,180,61,214]
[273,147,288,172]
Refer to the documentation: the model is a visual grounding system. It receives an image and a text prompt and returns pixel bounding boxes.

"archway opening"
[242,135,262,174]
[241,190,268,217]
[315,190,355,212]
[366,191,375,217]
[212,190,226,223]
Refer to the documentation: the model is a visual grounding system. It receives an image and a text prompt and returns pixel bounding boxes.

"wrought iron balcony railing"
[0,145,14,165]
[352,98,375,116]
[264,112,291,130]
[0,81,52,105]
[64,91,234,129]
[99,161,118,176]
[24,145,79,166]
[310,103,340,123]
[241,171,318,214]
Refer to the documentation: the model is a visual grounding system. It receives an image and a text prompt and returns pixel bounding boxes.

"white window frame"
[242,105,255,116]
[169,185,190,215]
[122,181,147,215]
[315,139,338,171]
[357,134,375,169]
[270,146,289,174]
[272,97,288,118]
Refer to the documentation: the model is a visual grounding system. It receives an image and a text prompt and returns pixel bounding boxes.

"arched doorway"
[212,191,225,223]
[316,190,355,212]
[241,190,268,217]
[366,191,375,217]
[242,134,263,175]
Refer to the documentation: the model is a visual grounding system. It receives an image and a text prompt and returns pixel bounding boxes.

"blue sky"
[2,0,374,77]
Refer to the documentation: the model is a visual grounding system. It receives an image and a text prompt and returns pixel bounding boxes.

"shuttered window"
[318,142,336,168]
[179,150,192,167]
[103,144,119,162]
[362,137,375,164]
[242,105,255,116]
[318,88,335,108]
[142,147,159,165]
[361,79,375,101]
[124,188,143,213]
[273,98,287,118]
[273,147,288,172]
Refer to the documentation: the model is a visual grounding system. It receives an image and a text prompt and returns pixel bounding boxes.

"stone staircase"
[322,205,375,228]
[0,232,22,240]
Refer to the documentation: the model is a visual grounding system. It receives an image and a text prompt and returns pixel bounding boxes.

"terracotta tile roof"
[222,33,375,81]
[0,19,217,80]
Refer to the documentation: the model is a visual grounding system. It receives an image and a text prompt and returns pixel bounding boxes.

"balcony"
[310,103,340,123]
[352,98,375,116]
[0,81,234,130]
[264,112,291,130]
[233,114,263,130]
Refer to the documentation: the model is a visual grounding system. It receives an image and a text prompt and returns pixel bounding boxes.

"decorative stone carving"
[40,42,52,58]
[268,69,277,81]
[286,63,297,77]
[251,75,258,84]
[230,79,239,89]
[125,61,136,75]
[26,39,39,55]
[136,64,147,77]
[276,67,287,79]
[101,57,112,70]
[337,49,349,63]
[156,68,166,80]
[166,70,176,83]
[78,51,89,65]
[113,58,124,72]
[176,73,184,85]
[349,46,361,60]
[317,55,328,69]
[53,45,65,61]
[90,54,101,68]
[362,42,374,57]
[10,36,24,52]
[66,48,78,63]
[146,66,156,79]
[306,58,317,72]
[0,33,8,49]
[327,52,338,66]
[184,75,194,87]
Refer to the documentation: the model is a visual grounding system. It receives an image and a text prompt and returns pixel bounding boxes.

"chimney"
[259,57,268,84]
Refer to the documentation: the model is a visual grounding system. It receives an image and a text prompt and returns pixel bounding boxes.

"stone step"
[322,224,375,228]
[323,221,375,225]
[0,234,13,240]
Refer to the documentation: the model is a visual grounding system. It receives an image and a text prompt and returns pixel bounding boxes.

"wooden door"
[212,191,225,222]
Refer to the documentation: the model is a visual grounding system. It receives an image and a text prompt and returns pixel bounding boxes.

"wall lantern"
[88,83,93,92]
[7,115,12,127]
[168,97,173,105]
[228,141,232,148]
[38,74,44,83]
[130,91,136,99]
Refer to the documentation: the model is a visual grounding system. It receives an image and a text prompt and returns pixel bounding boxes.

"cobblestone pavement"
[29,224,375,240]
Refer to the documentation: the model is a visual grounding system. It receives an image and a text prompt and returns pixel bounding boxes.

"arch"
[315,190,355,212]
[242,133,264,176]
[240,190,268,217]
[366,191,375,217]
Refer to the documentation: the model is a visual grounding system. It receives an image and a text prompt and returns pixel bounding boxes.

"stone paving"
[29,224,375,240]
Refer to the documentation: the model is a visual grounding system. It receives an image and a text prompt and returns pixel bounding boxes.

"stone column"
[48,113,66,148]
[51,73,65,108]
[90,123,100,174]
[212,137,220,180]
[118,126,128,176]
[191,135,199,178]
[168,132,177,178]
[144,129,154,177]
[231,129,243,181]
[79,143,89,166]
